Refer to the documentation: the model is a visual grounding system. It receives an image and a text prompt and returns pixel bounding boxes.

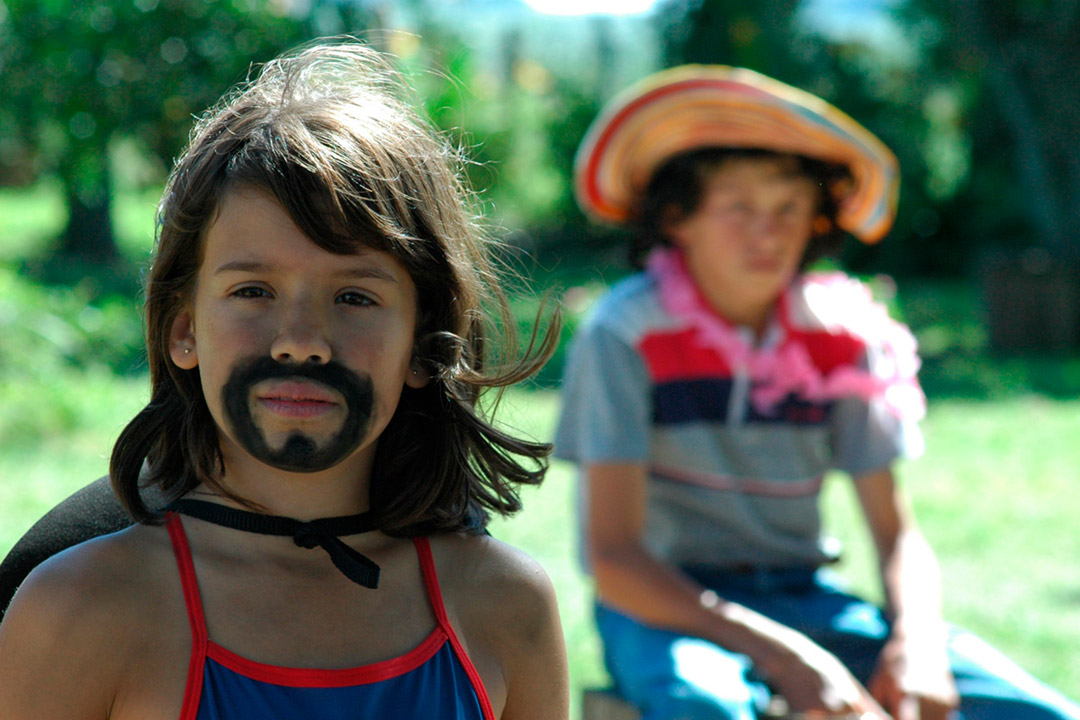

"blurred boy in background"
[556,65,1080,720]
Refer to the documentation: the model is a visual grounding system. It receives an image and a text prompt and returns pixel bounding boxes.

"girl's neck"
[205,441,375,520]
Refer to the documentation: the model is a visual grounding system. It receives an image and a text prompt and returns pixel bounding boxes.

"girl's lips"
[257,380,338,402]
[254,381,341,418]
[257,397,337,418]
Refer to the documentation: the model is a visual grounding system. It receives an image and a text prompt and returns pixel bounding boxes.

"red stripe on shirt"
[786,328,865,374]
[639,329,733,382]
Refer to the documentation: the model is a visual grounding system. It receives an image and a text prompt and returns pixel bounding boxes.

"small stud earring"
[184,348,191,354]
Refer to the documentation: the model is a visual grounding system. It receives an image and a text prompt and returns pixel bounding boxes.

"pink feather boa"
[646,248,926,421]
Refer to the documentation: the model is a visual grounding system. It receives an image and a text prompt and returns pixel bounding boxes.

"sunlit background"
[1,1,1078,717]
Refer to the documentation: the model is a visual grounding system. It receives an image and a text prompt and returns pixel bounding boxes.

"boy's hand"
[770,635,893,719]
[867,635,958,720]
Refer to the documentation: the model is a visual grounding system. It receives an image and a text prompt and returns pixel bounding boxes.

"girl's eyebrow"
[213,260,271,276]
[332,266,399,283]
[212,259,399,283]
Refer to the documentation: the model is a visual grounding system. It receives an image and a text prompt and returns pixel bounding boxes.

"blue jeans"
[596,567,1080,720]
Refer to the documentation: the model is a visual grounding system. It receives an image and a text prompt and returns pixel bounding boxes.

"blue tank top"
[165,513,495,720]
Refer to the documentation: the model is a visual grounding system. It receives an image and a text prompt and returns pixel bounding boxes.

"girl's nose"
[270,305,332,365]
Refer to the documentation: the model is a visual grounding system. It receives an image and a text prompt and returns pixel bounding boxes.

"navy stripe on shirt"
[652,378,833,426]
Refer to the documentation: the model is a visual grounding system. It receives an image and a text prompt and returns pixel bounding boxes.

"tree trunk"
[61,185,118,261]
[57,151,121,263]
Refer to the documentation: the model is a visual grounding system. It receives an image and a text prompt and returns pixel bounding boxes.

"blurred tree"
[655,0,804,81]
[389,5,602,237]
[885,0,1080,350]
[0,0,366,267]
[907,0,1080,254]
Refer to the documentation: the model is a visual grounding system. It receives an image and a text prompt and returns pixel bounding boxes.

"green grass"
[817,398,1080,697]
[0,181,68,262]
[0,181,159,264]
[0,372,149,555]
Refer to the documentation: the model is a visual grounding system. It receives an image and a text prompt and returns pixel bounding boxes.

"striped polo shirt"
[555,271,921,570]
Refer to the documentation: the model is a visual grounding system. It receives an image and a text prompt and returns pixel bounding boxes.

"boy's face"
[168,185,426,479]
[665,155,818,325]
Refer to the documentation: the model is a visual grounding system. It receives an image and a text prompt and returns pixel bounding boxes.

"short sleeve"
[554,322,652,464]
[829,342,925,476]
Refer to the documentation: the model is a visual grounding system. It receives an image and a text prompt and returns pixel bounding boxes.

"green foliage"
[0,265,144,450]
[0,180,159,298]
[388,25,601,233]
[0,180,66,260]
[0,0,315,180]
[844,0,1080,272]
[902,0,1080,252]
[0,0,363,258]
[656,0,803,79]
[0,265,144,374]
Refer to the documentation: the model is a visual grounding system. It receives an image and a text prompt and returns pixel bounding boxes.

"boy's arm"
[588,462,889,718]
[854,466,959,720]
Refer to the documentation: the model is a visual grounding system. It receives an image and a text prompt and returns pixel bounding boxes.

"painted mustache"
[221,356,374,473]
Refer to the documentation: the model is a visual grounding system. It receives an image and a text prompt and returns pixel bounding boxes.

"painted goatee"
[222,356,374,472]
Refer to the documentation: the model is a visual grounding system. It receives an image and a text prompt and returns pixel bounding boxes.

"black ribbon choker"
[168,498,381,589]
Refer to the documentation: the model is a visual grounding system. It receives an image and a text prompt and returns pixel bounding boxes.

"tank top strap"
[412,537,497,720]
[166,512,209,639]
[165,512,210,720]
[413,537,453,630]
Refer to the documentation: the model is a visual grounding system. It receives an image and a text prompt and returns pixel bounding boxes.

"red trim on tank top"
[165,514,495,717]
[204,626,448,687]
[414,537,497,720]
[166,512,209,720]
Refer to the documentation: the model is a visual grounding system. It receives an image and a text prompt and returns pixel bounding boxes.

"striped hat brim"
[575,65,900,243]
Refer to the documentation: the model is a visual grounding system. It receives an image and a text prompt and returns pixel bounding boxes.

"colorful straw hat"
[575,65,900,243]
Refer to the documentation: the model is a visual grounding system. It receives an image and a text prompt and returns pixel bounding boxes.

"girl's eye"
[233,286,271,299]
[336,291,376,307]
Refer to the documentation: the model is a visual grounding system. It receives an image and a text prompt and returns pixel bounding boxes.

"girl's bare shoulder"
[2,523,180,651]
[427,532,569,719]
[427,532,564,667]
[0,523,181,719]
[429,531,558,625]
[10,523,175,617]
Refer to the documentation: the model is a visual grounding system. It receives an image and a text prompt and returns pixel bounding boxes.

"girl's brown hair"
[111,39,558,535]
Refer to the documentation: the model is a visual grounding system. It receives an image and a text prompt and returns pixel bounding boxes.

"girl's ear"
[404,358,430,389]
[169,310,199,370]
